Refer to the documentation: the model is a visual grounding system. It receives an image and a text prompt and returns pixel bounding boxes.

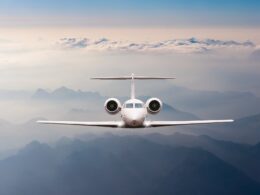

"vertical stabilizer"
[131,73,135,99]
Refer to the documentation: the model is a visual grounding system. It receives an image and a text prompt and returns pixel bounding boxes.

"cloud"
[59,38,89,48]
[57,37,256,54]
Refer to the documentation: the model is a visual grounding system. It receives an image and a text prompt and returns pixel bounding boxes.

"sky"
[0,0,260,150]
[0,0,260,27]
[0,0,259,96]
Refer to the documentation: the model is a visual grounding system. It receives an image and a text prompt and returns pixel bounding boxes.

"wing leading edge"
[37,119,234,128]
[145,119,234,127]
[37,120,123,128]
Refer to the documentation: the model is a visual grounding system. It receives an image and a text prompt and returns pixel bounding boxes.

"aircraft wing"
[146,119,234,127]
[37,120,123,128]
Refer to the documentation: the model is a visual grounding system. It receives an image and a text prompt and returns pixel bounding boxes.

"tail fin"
[91,73,175,99]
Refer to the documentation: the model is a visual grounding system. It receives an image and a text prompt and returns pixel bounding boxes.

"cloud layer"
[57,37,256,54]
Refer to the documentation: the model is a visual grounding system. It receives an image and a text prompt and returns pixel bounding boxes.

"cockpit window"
[135,103,143,108]
[125,103,134,108]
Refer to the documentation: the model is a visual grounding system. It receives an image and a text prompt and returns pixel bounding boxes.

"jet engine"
[104,98,121,114]
[146,98,162,114]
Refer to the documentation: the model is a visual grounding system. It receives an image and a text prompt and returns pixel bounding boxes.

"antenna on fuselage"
[91,74,175,99]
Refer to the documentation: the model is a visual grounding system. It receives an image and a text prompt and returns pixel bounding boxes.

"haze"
[0,1,260,194]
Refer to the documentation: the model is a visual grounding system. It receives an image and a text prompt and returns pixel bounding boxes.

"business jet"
[37,74,234,128]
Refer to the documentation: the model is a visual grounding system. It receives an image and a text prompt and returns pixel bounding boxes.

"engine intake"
[104,98,121,114]
[146,98,162,114]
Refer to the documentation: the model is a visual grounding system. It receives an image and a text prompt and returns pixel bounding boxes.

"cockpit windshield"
[135,103,143,108]
[125,103,134,108]
[124,103,143,108]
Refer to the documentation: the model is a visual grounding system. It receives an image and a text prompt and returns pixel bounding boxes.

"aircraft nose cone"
[132,120,138,126]
[124,109,145,127]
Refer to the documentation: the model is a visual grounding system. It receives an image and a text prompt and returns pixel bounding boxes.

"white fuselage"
[121,99,147,128]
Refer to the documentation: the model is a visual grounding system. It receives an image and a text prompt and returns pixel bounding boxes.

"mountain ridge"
[0,135,259,195]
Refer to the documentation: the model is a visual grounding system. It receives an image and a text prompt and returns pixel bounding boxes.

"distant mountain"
[32,87,103,101]
[31,85,260,118]
[158,103,199,120]
[232,113,260,130]
[33,88,50,98]
[158,83,260,118]
[183,113,260,144]
[144,132,260,183]
[225,113,260,143]
[0,135,259,195]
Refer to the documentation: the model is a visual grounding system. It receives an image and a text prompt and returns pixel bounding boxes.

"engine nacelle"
[146,98,162,114]
[104,98,121,114]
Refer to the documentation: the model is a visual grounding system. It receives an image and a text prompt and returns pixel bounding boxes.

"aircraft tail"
[91,76,175,80]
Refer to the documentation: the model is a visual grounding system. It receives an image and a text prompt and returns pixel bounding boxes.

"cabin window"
[125,103,134,108]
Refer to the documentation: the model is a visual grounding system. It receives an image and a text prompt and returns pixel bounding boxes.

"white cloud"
[0,35,259,97]
[0,36,257,56]
[57,37,257,54]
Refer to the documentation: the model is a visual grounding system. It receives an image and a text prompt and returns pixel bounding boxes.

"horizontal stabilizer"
[91,73,175,99]
[91,76,175,80]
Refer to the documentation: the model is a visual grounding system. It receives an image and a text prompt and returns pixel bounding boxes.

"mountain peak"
[18,141,51,156]
[32,88,50,98]
[32,86,102,100]
[53,86,76,95]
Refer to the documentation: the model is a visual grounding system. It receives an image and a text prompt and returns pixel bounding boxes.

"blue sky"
[1,0,259,27]
[2,0,260,11]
